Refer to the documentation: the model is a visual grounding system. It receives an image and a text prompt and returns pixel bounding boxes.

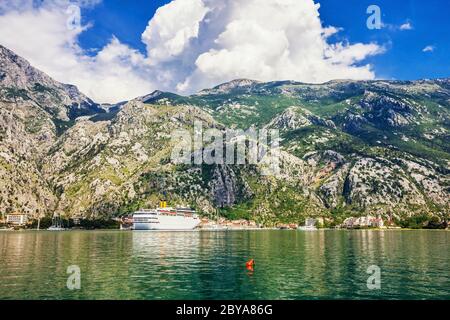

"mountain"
[142,78,450,223]
[0,45,102,217]
[0,46,448,225]
[0,45,101,122]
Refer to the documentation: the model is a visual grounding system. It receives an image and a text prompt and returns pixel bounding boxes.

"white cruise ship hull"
[133,214,201,231]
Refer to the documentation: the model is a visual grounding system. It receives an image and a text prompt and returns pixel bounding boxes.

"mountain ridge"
[0,45,448,225]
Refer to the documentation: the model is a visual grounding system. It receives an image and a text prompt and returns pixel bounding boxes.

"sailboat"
[207,209,228,231]
[47,213,66,231]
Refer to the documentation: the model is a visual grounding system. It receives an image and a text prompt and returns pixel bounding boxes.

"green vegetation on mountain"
[0,46,449,225]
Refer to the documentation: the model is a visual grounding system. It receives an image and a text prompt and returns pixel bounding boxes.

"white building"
[356,216,371,227]
[342,215,384,228]
[343,217,356,228]
[6,214,28,226]
[370,217,384,228]
[305,218,317,227]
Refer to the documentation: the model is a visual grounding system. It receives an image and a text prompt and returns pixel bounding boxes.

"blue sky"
[318,0,450,80]
[79,0,450,81]
[79,0,169,54]
[0,0,448,102]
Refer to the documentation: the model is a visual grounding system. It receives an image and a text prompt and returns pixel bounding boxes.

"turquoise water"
[0,230,449,300]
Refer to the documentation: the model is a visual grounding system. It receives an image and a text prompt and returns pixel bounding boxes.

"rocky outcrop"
[198,79,261,95]
[0,45,101,122]
[266,106,336,131]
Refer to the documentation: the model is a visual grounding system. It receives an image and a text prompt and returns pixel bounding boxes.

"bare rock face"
[398,158,449,205]
[0,45,101,216]
[342,113,368,133]
[198,79,261,95]
[345,157,426,209]
[319,163,350,209]
[208,165,253,208]
[266,107,312,131]
[210,165,238,207]
[0,44,100,121]
[266,106,336,131]
[359,91,415,127]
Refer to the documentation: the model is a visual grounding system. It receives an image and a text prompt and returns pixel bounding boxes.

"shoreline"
[1,227,448,232]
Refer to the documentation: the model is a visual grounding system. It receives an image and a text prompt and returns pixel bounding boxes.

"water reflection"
[0,230,448,299]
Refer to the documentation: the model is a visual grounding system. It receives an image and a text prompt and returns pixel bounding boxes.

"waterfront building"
[305,218,317,227]
[72,215,82,226]
[6,213,28,226]
[370,216,384,228]
[342,215,384,228]
[342,217,356,228]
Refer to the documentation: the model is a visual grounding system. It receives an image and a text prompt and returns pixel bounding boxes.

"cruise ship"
[133,202,201,230]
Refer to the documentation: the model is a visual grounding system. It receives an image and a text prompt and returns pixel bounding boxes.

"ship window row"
[135,221,159,224]
[134,218,158,223]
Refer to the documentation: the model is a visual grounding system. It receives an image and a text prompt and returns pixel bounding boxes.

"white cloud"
[0,0,385,103]
[322,26,343,38]
[153,0,384,93]
[399,22,413,30]
[422,45,435,53]
[0,0,155,103]
[142,0,208,64]
[381,21,413,31]
[0,0,101,14]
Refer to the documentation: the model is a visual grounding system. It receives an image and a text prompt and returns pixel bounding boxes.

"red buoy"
[246,259,255,271]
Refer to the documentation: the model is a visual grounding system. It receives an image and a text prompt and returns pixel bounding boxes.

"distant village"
[272,215,388,230]
[0,212,409,231]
